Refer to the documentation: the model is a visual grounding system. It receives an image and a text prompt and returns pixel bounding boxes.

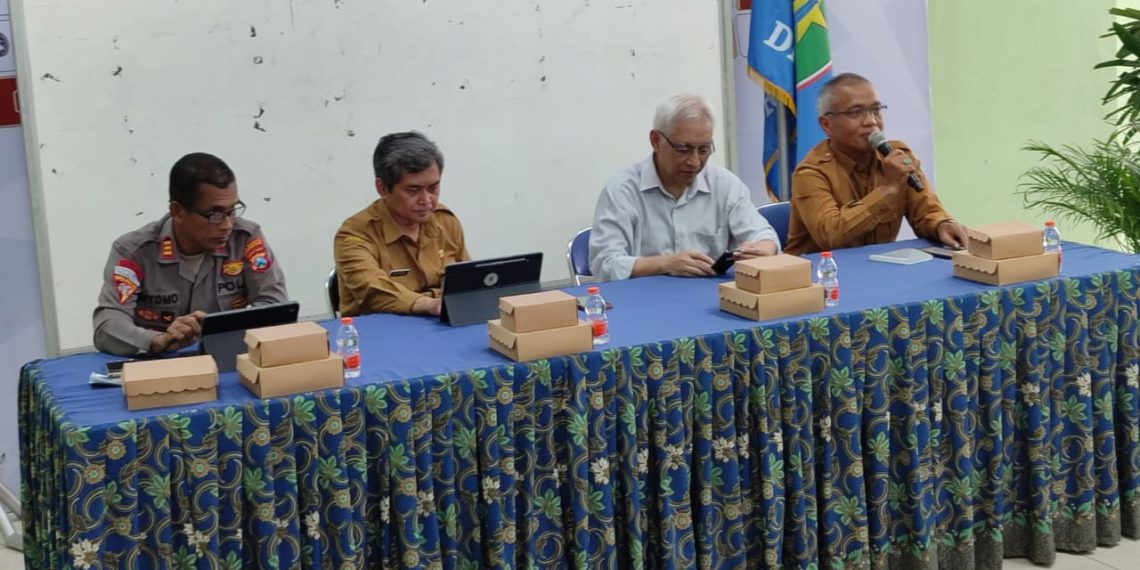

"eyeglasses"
[824,104,888,121]
[182,201,246,224]
[657,131,716,158]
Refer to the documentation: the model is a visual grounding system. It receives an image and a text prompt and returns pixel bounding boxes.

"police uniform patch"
[222,260,243,276]
[113,259,143,304]
[135,307,160,322]
[243,237,272,273]
[161,237,175,260]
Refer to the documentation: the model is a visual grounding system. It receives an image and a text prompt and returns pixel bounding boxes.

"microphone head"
[867,130,892,156]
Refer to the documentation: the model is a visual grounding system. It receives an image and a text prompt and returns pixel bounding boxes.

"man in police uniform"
[93,152,288,356]
[334,131,469,316]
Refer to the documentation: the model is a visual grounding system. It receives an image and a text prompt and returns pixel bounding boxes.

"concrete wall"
[929,0,1119,246]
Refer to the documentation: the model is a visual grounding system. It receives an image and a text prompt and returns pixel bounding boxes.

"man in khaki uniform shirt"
[786,73,968,255]
[335,131,469,317]
[93,153,288,356]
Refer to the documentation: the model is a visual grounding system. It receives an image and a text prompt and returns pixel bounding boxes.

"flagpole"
[776,106,791,202]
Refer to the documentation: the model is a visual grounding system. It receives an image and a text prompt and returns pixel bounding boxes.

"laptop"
[440,253,543,326]
[199,301,301,371]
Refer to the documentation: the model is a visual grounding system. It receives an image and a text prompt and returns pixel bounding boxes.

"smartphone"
[712,250,738,275]
[921,246,961,260]
[105,359,134,377]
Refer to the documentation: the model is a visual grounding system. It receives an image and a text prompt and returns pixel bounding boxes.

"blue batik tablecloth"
[19,240,1140,569]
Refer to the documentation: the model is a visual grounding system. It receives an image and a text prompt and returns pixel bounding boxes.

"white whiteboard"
[12,0,726,352]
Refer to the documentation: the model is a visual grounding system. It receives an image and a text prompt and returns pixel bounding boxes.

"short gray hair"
[372,131,445,189]
[817,72,871,115]
[653,94,715,133]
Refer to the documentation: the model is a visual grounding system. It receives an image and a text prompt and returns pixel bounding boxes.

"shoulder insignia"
[113,259,143,304]
[243,237,272,273]
[160,237,175,260]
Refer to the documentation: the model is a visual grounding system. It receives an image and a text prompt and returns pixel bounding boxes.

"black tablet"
[440,253,543,326]
[199,301,301,371]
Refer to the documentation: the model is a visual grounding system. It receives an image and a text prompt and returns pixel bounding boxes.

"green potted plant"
[1018,7,1140,253]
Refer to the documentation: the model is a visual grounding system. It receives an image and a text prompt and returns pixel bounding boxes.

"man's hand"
[937,220,969,250]
[412,296,443,317]
[880,149,914,195]
[659,250,716,277]
[148,311,206,354]
[735,240,779,260]
[631,250,716,277]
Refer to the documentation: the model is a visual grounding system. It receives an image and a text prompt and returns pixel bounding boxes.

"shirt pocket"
[387,267,420,289]
[689,225,728,254]
[215,277,247,310]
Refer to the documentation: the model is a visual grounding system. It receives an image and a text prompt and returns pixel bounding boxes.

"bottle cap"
[587,286,599,294]
[821,252,832,258]
[1045,220,1055,227]
[340,317,353,325]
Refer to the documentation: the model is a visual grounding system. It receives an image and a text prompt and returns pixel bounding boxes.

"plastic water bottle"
[584,286,610,345]
[818,252,839,308]
[336,317,361,379]
[1044,220,1062,272]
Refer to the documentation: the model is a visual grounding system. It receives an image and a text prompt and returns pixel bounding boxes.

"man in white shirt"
[588,94,781,281]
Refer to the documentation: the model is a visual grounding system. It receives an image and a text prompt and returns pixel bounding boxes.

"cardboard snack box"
[244,321,330,367]
[122,355,218,411]
[718,282,824,321]
[952,251,1059,286]
[733,254,813,294]
[487,319,593,362]
[236,353,344,399]
[498,290,579,333]
[966,221,1044,260]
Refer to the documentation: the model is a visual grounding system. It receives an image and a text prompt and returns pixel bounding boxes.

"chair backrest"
[566,227,592,286]
[758,201,791,248]
[326,268,340,318]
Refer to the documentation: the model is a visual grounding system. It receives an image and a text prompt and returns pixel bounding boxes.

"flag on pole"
[748,0,833,200]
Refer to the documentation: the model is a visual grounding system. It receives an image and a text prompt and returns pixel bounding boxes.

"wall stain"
[41,73,61,82]
[112,66,123,76]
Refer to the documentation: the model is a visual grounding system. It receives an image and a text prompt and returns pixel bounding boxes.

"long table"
[19,239,1140,569]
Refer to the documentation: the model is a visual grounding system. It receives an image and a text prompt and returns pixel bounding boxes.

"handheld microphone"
[868,130,924,192]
